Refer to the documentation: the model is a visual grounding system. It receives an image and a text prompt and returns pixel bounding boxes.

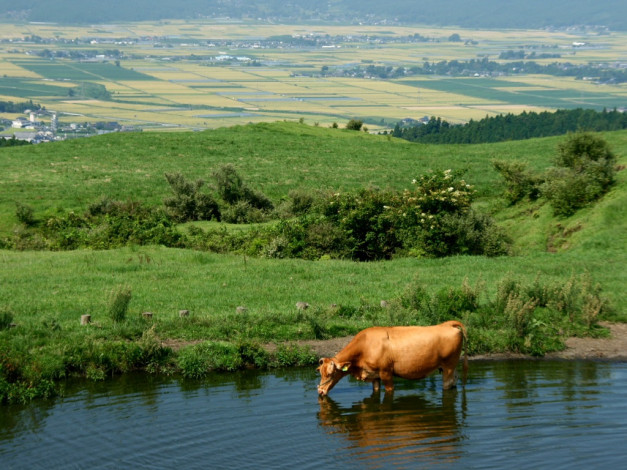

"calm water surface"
[1,360,626,469]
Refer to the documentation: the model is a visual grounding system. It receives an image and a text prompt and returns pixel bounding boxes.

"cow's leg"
[372,378,381,393]
[380,371,394,393]
[442,367,458,390]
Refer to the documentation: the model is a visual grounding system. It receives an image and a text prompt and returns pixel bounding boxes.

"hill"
[1,1,626,30]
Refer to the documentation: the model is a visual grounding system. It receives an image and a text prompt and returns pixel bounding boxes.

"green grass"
[13,59,159,81]
[400,78,627,110]
[0,122,626,402]
[2,121,626,234]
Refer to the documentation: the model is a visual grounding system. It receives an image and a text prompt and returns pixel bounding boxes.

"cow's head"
[317,358,350,396]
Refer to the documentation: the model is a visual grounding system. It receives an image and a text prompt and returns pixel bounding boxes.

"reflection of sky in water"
[0,362,626,469]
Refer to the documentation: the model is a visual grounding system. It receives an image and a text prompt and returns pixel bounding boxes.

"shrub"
[346,119,363,131]
[285,188,319,216]
[432,210,510,257]
[322,188,398,260]
[108,285,132,323]
[15,202,35,226]
[163,172,220,222]
[543,132,616,216]
[221,200,266,224]
[212,164,274,214]
[492,160,543,204]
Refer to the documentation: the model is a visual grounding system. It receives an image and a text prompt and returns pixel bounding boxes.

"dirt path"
[299,322,627,361]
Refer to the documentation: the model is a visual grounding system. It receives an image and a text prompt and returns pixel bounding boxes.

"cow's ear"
[338,362,351,372]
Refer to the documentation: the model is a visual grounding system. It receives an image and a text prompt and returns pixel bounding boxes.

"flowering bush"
[384,169,508,257]
[306,169,508,260]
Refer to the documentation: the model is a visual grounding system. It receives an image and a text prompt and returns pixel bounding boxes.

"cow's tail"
[448,320,468,386]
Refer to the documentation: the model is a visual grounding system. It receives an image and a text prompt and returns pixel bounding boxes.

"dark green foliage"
[395,273,610,356]
[0,99,42,113]
[0,307,14,330]
[212,163,273,211]
[395,108,627,145]
[15,202,36,226]
[321,188,398,260]
[492,160,543,204]
[0,136,31,148]
[211,164,273,223]
[177,342,244,378]
[284,188,319,216]
[176,340,315,378]
[164,172,220,222]
[221,200,266,224]
[543,132,617,216]
[485,273,611,355]
[198,169,509,261]
[346,119,363,131]
[71,82,111,100]
[11,199,185,250]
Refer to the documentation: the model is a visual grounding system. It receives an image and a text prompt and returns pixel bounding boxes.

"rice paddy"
[1,20,627,131]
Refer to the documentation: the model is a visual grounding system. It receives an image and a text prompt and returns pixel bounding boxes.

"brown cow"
[317,320,468,396]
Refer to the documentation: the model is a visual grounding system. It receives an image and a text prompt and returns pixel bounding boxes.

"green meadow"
[0,122,626,401]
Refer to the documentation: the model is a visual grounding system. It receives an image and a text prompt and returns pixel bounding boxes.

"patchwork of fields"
[1,21,627,131]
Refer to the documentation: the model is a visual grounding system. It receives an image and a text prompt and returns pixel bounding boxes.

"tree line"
[317,58,627,84]
[0,100,41,114]
[391,108,627,144]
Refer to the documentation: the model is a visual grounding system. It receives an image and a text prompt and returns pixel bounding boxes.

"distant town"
[1,109,139,144]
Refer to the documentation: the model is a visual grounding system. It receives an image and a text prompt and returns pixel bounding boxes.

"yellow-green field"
[1,20,627,131]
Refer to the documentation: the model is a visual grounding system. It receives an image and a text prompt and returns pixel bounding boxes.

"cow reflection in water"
[317,390,465,465]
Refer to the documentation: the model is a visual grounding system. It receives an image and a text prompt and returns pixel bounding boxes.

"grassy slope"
[0,123,627,326]
[0,123,626,333]
[5,121,621,234]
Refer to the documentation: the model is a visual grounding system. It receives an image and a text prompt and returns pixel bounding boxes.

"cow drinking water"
[317,320,468,396]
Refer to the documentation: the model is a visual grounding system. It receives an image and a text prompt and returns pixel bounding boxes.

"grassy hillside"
[0,122,625,402]
[2,122,625,232]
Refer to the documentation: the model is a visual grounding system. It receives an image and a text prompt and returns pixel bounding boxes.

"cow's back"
[386,324,464,380]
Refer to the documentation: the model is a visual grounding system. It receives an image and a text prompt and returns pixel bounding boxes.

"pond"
[1,360,626,469]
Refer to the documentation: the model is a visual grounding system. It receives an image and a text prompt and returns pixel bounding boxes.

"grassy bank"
[1,122,626,403]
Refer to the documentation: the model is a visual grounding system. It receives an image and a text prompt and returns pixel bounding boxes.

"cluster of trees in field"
[318,59,627,84]
[0,99,41,113]
[390,108,627,144]
[0,136,31,147]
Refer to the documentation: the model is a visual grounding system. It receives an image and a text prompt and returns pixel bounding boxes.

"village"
[1,109,137,144]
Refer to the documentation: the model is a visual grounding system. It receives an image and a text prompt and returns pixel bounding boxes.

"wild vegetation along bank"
[0,123,625,403]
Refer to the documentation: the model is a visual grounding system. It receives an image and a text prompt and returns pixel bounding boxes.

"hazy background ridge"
[1,0,625,30]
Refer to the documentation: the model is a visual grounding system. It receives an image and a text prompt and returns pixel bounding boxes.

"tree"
[542,132,617,216]
[346,119,363,131]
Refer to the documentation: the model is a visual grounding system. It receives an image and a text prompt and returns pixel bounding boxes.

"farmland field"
[1,20,627,131]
